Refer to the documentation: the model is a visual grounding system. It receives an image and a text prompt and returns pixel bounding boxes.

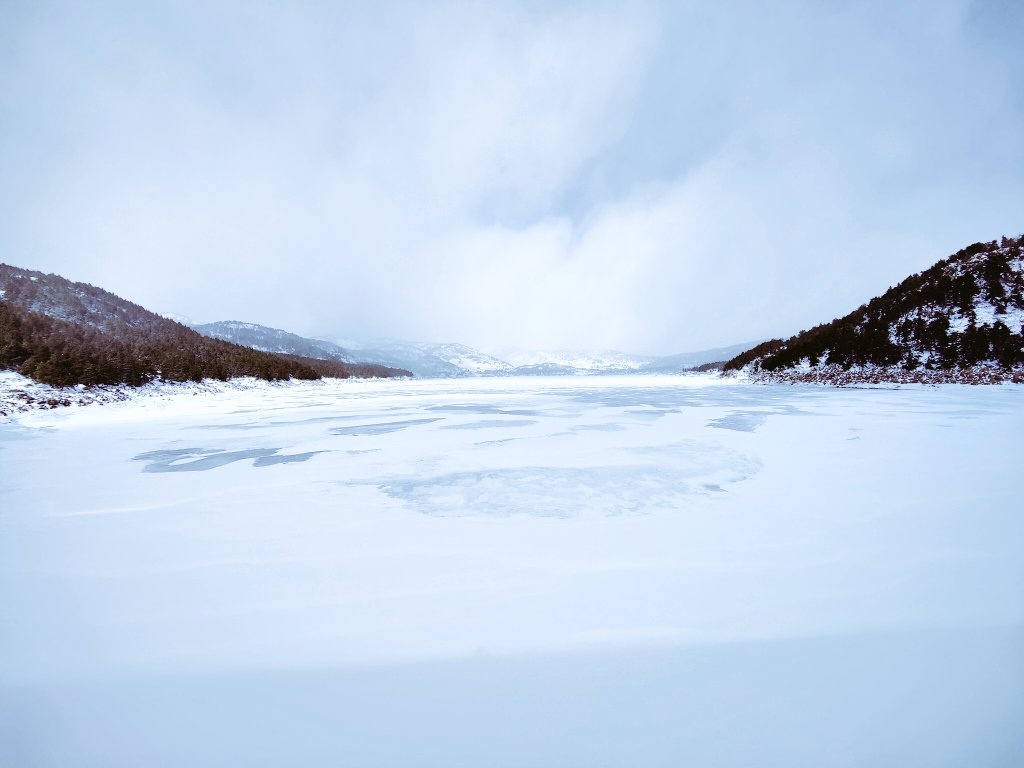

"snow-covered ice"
[1,375,1022,766]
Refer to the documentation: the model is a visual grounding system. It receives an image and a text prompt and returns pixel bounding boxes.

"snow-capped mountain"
[500,349,655,372]
[497,343,764,375]
[334,340,760,378]
[409,342,513,375]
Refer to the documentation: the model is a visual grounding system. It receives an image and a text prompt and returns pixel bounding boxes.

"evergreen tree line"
[724,236,1024,372]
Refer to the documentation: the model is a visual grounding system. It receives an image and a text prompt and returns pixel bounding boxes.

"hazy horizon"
[3,1,1022,355]
[180,317,764,360]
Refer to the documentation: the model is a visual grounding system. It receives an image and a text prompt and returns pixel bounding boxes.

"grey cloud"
[1,1,1020,354]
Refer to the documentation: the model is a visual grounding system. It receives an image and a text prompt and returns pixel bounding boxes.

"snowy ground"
[1,375,1022,767]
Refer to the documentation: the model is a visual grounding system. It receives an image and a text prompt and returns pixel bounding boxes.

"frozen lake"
[2,374,1022,766]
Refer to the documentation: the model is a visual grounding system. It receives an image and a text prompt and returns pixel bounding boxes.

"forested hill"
[724,235,1024,380]
[0,264,410,386]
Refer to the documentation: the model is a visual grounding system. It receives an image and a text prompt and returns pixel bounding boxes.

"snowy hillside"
[726,235,1024,381]
[417,342,514,374]
[192,321,359,363]
[0,263,166,333]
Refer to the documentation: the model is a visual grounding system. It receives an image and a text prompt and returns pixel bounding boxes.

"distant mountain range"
[190,322,757,378]
[0,265,410,387]
[724,235,1024,382]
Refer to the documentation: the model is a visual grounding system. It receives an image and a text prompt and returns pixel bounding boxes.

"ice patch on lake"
[329,417,442,435]
[708,410,770,432]
[377,454,757,518]
[132,447,327,472]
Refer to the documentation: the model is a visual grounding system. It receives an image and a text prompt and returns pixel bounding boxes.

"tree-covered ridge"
[724,235,1024,374]
[0,264,410,386]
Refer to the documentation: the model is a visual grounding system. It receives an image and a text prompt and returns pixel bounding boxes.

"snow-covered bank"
[0,370,409,418]
[2,375,1022,766]
[738,363,1024,386]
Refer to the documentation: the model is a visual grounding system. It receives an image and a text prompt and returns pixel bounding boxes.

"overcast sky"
[2,1,1022,354]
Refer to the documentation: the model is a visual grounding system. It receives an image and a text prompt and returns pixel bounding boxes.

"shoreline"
[4,366,1024,419]
[0,371,405,418]
[736,363,1024,386]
